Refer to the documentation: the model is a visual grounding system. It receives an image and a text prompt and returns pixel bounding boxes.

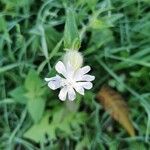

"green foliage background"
[0,0,150,149]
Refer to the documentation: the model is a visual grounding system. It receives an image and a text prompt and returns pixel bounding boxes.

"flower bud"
[63,50,83,70]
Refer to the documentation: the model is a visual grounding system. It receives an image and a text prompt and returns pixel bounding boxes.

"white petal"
[46,75,62,90]
[81,75,95,81]
[59,87,68,101]
[80,66,91,74]
[48,80,61,90]
[45,77,51,81]
[74,84,84,95]
[45,75,61,82]
[78,82,93,90]
[75,74,95,82]
[74,66,91,81]
[55,61,67,77]
[65,62,74,79]
[67,87,76,101]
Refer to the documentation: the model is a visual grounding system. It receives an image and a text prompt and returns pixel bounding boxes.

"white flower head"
[45,50,95,101]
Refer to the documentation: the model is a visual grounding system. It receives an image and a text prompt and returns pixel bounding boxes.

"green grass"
[0,0,150,149]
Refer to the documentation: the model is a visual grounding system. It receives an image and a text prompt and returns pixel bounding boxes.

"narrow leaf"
[0,63,22,74]
[97,85,135,136]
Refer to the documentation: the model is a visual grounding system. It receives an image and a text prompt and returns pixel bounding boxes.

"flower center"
[63,78,75,87]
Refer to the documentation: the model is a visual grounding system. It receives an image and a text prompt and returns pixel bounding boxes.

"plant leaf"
[24,112,50,143]
[64,8,80,50]
[27,98,45,123]
[97,85,135,136]
[24,107,87,143]
[24,69,47,123]
[25,70,43,93]
[75,136,90,150]
[9,86,27,104]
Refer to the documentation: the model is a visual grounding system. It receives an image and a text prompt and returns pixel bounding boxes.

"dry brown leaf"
[97,85,135,136]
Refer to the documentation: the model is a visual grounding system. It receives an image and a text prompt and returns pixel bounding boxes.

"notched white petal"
[78,82,93,90]
[59,87,68,101]
[82,75,95,81]
[46,75,62,90]
[55,61,67,77]
[48,80,61,90]
[74,84,84,95]
[68,88,76,101]
[80,66,91,74]
[65,62,75,79]
[74,66,92,81]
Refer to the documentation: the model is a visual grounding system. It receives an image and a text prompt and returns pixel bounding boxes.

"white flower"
[45,61,95,101]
